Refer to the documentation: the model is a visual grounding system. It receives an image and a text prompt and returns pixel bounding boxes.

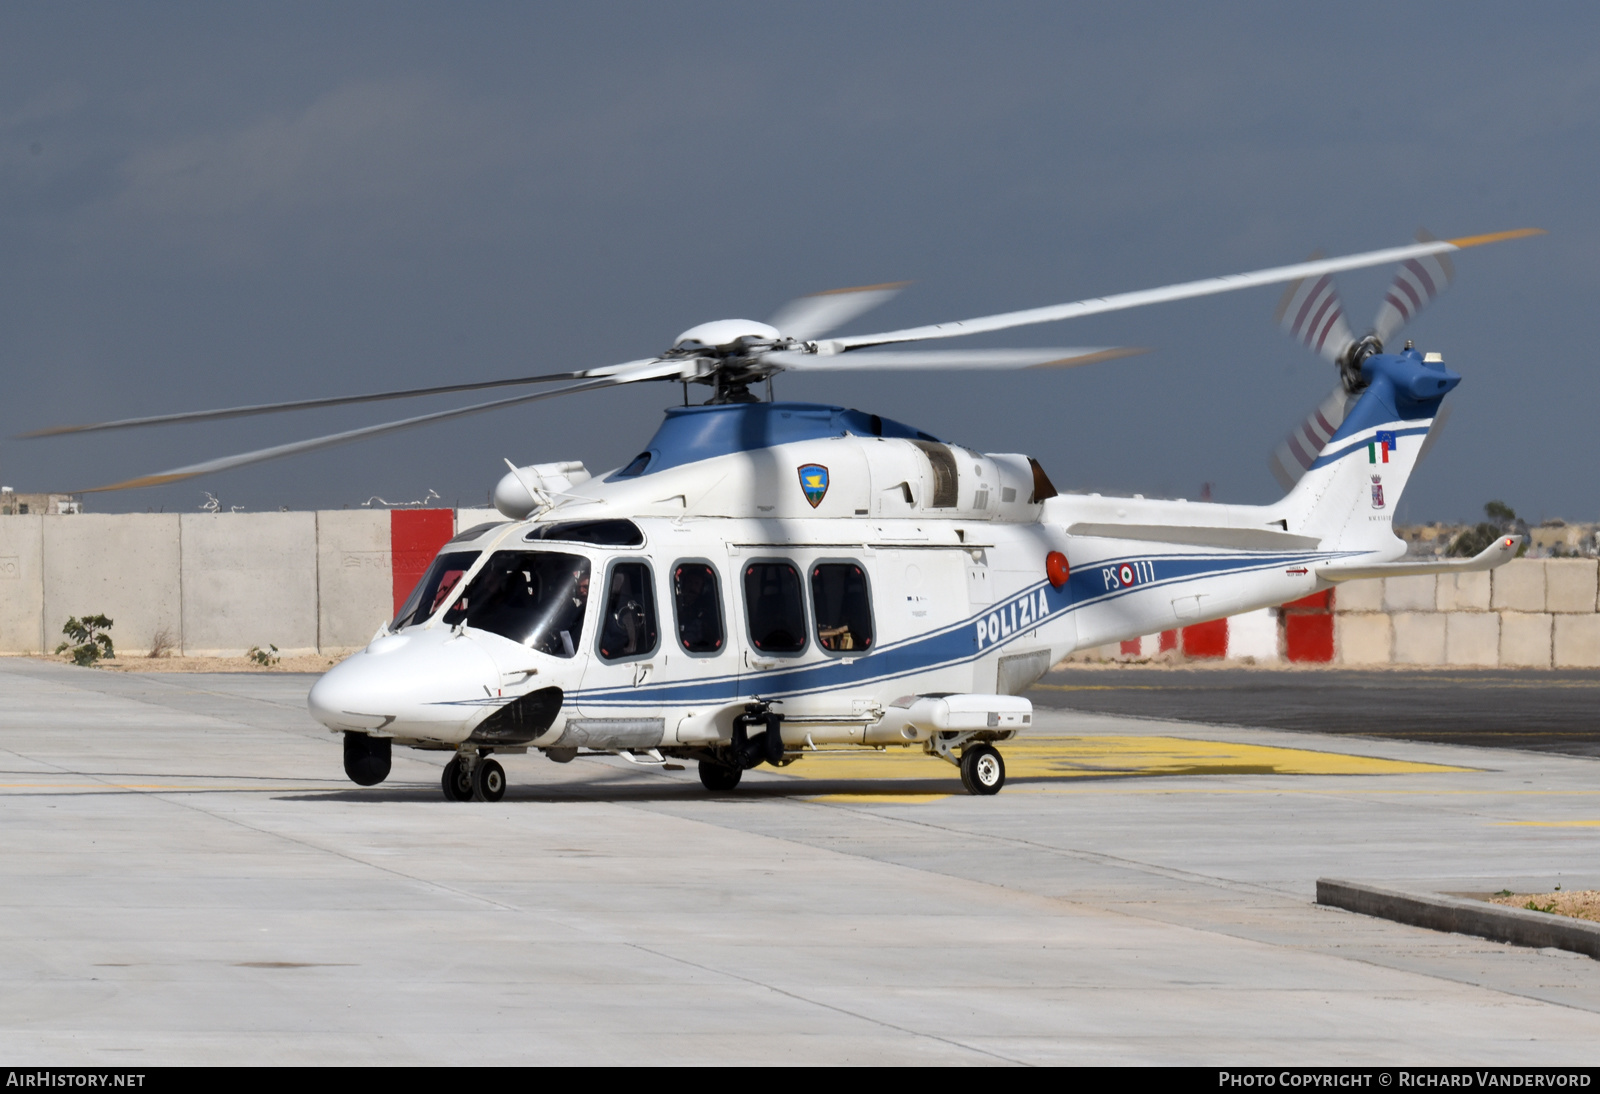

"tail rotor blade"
[1273,256,1354,364]
[1373,229,1456,346]
[1268,387,1353,490]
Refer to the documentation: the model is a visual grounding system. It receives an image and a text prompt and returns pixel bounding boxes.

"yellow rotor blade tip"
[1446,227,1547,249]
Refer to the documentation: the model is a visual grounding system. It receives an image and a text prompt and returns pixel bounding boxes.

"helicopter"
[30,228,1540,799]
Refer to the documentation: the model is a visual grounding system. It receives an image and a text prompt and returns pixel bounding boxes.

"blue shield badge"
[798,464,829,509]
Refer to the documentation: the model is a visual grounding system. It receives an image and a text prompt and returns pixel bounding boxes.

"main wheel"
[473,758,507,802]
[698,760,742,792]
[959,744,1005,796]
[441,757,473,801]
[343,732,391,786]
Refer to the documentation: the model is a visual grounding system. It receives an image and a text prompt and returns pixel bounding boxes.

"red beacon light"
[1046,551,1070,588]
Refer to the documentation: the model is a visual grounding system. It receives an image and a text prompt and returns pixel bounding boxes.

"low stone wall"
[1332,559,1600,668]
[0,509,479,657]
[1074,558,1600,668]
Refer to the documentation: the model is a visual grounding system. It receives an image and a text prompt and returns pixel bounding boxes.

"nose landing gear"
[473,758,506,802]
[441,752,507,802]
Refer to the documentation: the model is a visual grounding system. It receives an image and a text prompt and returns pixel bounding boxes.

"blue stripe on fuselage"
[569,546,1357,709]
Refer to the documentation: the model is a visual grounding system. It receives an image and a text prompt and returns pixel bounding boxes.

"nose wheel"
[442,757,473,801]
[473,758,506,802]
[441,755,507,802]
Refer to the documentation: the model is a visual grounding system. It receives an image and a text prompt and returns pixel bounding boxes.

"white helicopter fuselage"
[310,381,1470,789]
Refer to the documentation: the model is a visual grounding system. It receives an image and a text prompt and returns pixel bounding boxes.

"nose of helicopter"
[308,630,501,738]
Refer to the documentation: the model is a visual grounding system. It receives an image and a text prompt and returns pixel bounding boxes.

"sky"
[0,3,1593,523]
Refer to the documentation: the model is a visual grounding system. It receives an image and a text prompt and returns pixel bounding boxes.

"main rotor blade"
[763,346,1142,371]
[833,229,1544,351]
[21,367,595,439]
[1373,229,1456,347]
[80,358,680,493]
[767,281,910,342]
[1273,253,1355,364]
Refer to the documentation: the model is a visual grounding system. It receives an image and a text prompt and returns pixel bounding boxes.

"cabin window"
[810,562,875,654]
[597,560,659,662]
[443,551,590,657]
[673,561,725,655]
[743,560,807,655]
[392,551,480,630]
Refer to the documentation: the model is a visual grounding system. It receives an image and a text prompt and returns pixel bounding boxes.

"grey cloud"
[104,78,527,258]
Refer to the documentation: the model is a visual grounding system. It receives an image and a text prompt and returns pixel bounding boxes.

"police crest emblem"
[797,464,829,508]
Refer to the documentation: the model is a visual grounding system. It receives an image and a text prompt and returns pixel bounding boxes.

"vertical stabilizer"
[1270,348,1459,557]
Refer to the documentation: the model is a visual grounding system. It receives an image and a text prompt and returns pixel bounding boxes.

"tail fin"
[1270,348,1459,557]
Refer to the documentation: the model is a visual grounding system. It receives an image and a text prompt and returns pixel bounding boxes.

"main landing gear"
[697,704,787,792]
[958,743,1005,796]
[442,753,506,802]
[927,732,1008,795]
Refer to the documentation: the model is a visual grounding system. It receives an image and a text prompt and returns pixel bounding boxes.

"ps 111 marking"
[1102,559,1155,591]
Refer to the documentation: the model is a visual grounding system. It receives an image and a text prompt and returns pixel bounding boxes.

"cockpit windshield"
[391,551,480,631]
[442,551,591,657]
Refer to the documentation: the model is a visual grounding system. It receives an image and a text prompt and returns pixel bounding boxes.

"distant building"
[0,487,82,515]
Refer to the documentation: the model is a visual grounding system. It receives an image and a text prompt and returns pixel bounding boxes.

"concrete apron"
[3,657,1600,1064]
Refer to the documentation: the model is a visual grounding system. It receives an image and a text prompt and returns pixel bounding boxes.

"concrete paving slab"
[3,659,1600,1064]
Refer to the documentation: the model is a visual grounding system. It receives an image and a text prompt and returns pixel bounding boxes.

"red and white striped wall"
[1115,590,1336,663]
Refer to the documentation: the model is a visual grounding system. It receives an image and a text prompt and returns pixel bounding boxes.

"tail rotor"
[1268,229,1459,488]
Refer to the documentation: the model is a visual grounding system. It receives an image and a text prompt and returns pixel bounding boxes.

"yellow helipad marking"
[1496,820,1600,828]
[790,735,1467,800]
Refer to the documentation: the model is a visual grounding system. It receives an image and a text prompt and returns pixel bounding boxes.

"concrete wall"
[1,509,478,657]
[316,510,393,652]
[42,515,182,657]
[180,513,318,656]
[12,513,1600,668]
[0,515,44,653]
[1329,558,1600,668]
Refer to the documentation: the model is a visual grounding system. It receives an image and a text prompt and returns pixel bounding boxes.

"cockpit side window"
[672,561,725,655]
[597,560,659,663]
[743,560,807,655]
[392,551,480,631]
[810,561,874,654]
[443,551,591,657]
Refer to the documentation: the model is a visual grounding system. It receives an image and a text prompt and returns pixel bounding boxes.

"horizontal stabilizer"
[1315,536,1523,582]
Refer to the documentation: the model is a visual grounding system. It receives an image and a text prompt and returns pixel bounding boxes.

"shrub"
[55,615,114,666]
[1449,500,1529,558]
[148,627,176,659]
[248,644,280,667]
